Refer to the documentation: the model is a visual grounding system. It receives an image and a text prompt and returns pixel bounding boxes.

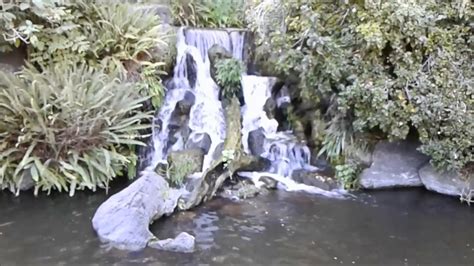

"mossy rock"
[166,149,205,186]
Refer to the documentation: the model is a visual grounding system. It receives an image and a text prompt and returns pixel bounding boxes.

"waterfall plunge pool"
[1,183,473,265]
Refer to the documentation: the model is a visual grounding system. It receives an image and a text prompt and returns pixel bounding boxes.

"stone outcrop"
[359,140,429,189]
[419,164,471,197]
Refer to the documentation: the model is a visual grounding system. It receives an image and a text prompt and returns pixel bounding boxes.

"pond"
[1,181,473,265]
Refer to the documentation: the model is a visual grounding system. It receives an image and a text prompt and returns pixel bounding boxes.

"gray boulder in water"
[419,164,470,197]
[148,232,195,253]
[91,171,183,251]
[248,128,266,156]
[359,140,429,189]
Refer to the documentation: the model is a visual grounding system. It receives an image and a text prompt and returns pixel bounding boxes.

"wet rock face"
[148,232,195,253]
[419,164,470,197]
[291,169,338,191]
[248,128,266,156]
[177,91,196,116]
[186,133,212,154]
[167,149,205,176]
[263,97,277,119]
[359,140,429,189]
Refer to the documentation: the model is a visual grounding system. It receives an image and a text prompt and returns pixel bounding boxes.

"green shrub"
[171,0,246,28]
[0,1,170,107]
[249,0,473,173]
[0,64,152,195]
[335,163,361,191]
[215,58,245,100]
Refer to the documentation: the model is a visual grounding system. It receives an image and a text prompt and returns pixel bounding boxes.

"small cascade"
[147,28,247,171]
[240,76,313,177]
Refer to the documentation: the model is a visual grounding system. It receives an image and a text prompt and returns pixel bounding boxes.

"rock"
[291,169,338,191]
[248,128,266,156]
[212,142,225,160]
[186,133,212,154]
[260,176,278,189]
[176,91,195,116]
[167,149,205,178]
[92,171,182,251]
[185,54,197,88]
[419,164,469,197]
[219,180,261,200]
[263,97,277,119]
[18,171,35,191]
[148,232,195,253]
[136,4,172,24]
[309,154,335,177]
[359,140,429,189]
[240,156,271,172]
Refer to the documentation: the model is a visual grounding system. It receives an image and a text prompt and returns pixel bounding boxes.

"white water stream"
[146,27,343,197]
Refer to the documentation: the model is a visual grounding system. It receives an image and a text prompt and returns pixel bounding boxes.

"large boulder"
[359,140,429,189]
[148,232,195,253]
[419,164,470,197]
[92,171,182,251]
[248,128,266,156]
[291,169,338,191]
[185,133,212,154]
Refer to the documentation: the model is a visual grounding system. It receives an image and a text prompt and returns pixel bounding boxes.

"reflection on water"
[1,182,473,265]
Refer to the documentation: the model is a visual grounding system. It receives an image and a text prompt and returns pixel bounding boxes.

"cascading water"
[145,27,343,197]
[148,27,245,170]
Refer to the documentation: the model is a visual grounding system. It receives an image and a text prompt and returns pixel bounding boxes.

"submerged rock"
[359,140,429,189]
[148,232,195,253]
[291,169,337,191]
[219,180,261,200]
[419,164,470,197]
[248,128,266,156]
[92,171,182,251]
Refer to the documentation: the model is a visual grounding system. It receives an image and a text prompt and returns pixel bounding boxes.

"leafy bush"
[0,1,170,107]
[215,58,245,100]
[171,0,246,28]
[249,0,473,173]
[0,64,152,195]
[335,163,361,191]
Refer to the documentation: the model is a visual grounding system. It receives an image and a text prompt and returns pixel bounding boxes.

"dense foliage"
[0,64,151,195]
[171,0,246,28]
[0,1,170,194]
[248,0,473,173]
[215,58,245,100]
[0,0,169,106]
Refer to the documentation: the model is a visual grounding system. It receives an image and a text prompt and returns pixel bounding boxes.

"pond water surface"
[1,182,473,265]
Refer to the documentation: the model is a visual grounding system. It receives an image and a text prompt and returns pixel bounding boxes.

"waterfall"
[240,76,314,177]
[147,28,247,171]
[144,27,341,196]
